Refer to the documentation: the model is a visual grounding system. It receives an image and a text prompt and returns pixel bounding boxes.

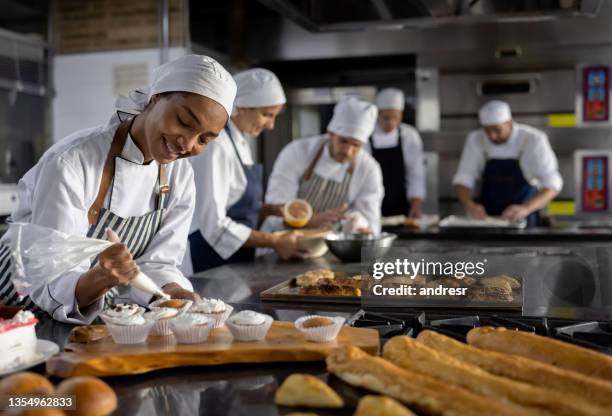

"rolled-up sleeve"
[132,160,195,305]
[27,155,104,324]
[190,141,251,260]
[524,134,563,192]
[452,133,486,189]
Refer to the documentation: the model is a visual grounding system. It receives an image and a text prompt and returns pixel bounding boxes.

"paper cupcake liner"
[294,315,346,343]
[148,299,193,316]
[170,320,212,344]
[149,318,175,336]
[191,304,233,328]
[226,314,273,342]
[102,319,154,344]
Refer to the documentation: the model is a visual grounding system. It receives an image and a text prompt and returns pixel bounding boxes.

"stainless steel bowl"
[324,232,397,262]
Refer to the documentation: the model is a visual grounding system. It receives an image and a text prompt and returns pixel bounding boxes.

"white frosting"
[229,310,266,326]
[191,298,226,314]
[104,303,141,318]
[172,313,211,327]
[143,308,177,321]
[103,303,146,325]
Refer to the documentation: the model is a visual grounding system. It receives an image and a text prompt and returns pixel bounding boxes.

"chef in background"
[262,96,383,234]
[366,88,426,218]
[185,68,305,274]
[452,100,562,226]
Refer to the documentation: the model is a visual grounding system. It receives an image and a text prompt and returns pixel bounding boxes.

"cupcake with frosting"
[143,307,179,336]
[226,310,273,342]
[169,313,213,344]
[190,298,233,328]
[294,315,345,343]
[101,303,153,344]
[148,298,193,315]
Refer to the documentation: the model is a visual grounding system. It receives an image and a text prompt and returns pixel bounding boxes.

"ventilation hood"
[257,0,602,32]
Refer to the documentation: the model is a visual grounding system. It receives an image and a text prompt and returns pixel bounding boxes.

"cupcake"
[295,315,345,343]
[100,304,153,344]
[148,298,193,315]
[143,307,179,336]
[226,310,273,342]
[190,298,233,328]
[169,313,213,344]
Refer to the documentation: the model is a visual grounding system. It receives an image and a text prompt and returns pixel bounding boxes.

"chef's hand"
[162,282,201,302]
[465,202,487,220]
[97,228,140,286]
[502,204,530,222]
[274,231,308,260]
[408,199,423,219]
[307,204,347,229]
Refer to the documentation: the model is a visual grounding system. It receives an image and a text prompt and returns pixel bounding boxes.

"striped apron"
[0,119,169,314]
[297,138,354,213]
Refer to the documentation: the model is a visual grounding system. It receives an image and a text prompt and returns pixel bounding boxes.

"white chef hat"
[479,100,512,126]
[375,88,405,110]
[327,96,378,143]
[233,68,286,108]
[115,54,237,118]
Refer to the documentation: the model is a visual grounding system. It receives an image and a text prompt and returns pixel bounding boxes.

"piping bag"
[106,228,170,300]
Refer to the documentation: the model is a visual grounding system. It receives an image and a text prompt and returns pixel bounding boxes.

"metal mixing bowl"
[324,232,397,262]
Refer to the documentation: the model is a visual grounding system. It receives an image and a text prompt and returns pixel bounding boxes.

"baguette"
[418,329,612,409]
[383,335,609,416]
[326,346,531,416]
[468,327,612,382]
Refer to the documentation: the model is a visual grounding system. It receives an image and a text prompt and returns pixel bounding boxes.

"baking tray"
[260,271,362,305]
[439,215,527,229]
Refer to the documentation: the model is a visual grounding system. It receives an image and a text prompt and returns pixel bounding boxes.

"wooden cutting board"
[46,321,379,378]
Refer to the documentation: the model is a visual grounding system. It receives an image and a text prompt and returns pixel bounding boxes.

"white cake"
[0,310,38,371]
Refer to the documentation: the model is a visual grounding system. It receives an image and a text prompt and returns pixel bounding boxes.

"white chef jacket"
[262,134,384,234]
[365,123,426,200]
[185,120,254,267]
[6,120,195,324]
[452,122,563,192]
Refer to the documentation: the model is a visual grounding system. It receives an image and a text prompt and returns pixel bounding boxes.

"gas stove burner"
[348,309,612,353]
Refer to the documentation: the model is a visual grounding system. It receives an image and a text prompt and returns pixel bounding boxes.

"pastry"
[302,317,334,328]
[295,270,335,287]
[480,275,521,289]
[56,376,117,416]
[467,286,514,302]
[300,284,361,297]
[417,329,612,410]
[191,298,232,328]
[159,299,188,309]
[295,315,345,342]
[274,374,343,408]
[0,310,39,371]
[0,372,54,395]
[383,335,608,416]
[226,310,273,341]
[100,304,153,344]
[143,308,179,336]
[68,325,108,343]
[354,395,416,416]
[169,313,212,344]
[326,346,526,416]
[468,326,612,382]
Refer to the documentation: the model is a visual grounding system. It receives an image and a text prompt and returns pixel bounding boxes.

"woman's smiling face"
[143,92,229,164]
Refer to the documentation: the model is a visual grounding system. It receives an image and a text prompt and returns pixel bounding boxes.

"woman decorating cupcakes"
[0,55,237,324]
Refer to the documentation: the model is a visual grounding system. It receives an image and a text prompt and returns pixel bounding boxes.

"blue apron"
[480,158,539,227]
[189,126,263,273]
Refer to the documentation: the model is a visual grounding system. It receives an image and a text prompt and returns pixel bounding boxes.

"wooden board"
[46,321,379,378]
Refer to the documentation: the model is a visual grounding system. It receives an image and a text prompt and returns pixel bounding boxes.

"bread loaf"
[326,346,530,416]
[384,335,609,416]
[468,327,612,382]
[417,329,612,409]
